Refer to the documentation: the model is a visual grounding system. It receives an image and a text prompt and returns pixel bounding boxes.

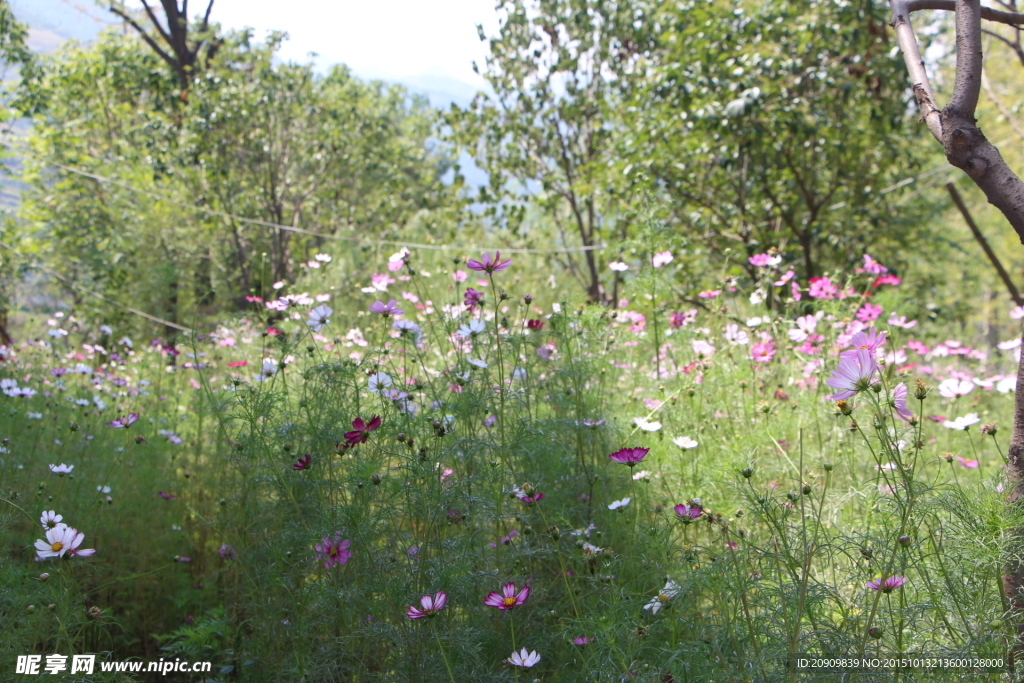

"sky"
[120,0,499,86]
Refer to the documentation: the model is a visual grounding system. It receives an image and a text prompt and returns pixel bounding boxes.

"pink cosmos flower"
[369,300,403,317]
[748,253,781,267]
[452,270,467,282]
[108,413,139,429]
[583,418,605,427]
[862,254,888,274]
[843,328,887,356]
[808,277,837,299]
[159,491,177,499]
[609,447,649,467]
[345,415,382,445]
[571,636,593,646]
[790,280,802,301]
[698,290,721,299]
[872,274,902,287]
[293,453,312,470]
[774,270,796,286]
[891,383,913,423]
[955,456,979,469]
[219,544,236,559]
[826,348,878,400]
[856,303,883,323]
[488,529,519,547]
[866,575,906,593]
[464,288,484,312]
[407,591,448,619]
[467,251,512,273]
[674,503,702,523]
[35,524,95,560]
[315,534,352,569]
[750,341,776,363]
[652,250,674,268]
[484,582,530,610]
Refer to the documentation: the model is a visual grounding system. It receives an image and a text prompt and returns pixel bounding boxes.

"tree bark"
[890,0,1024,653]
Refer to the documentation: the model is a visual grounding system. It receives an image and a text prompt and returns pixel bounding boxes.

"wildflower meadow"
[2,247,1021,681]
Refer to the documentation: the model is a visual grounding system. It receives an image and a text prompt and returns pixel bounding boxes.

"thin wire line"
[0,238,193,333]
[43,161,608,254]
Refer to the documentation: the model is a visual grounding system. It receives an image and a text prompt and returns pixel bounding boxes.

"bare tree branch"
[889,0,944,140]
[908,0,1024,25]
[949,0,983,117]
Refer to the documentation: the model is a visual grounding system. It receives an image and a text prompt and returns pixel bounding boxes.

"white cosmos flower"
[306,305,333,332]
[34,523,95,559]
[609,261,629,271]
[368,372,393,393]
[673,436,698,449]
[507,649,541,668]
[944,413,980,431]
[40,510,63,530]
[997,376,1018,393]
[633,417,662,432]
[643,579,681,615]
[467,358,488,369]
[457,318,487,338]
[49,463,74,475]
[608,497,631,511]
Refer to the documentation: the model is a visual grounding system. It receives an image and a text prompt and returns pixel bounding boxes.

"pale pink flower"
[108,413,139,429]
[652,250,674,268]
[507,649,541,668]
[407,591,448,619]
[826,348,878,400]
[484,582,530,610]
[856,303,883,323]
[891,383,913,423]
[750,341,776,363]
[938,378,973,399]
[748,253,781,267]
[40,510,63,530]
[774,270,796,286]
[452,270,467,282]
[369,300,403,317]
[955,456,979,469]
[698,290,721,299]
[887,313,917,329]
[808,277,837,299]
[842,327,887,356]
[35,524,95,560]
[944,413,980,431]
[571,636,593,646]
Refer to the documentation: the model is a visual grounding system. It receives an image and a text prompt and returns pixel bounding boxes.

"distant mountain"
[10,0,110,51]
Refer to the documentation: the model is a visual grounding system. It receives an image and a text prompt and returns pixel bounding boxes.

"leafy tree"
[451,0,648,303]
[621,0,931,283]
[16,29,455,328]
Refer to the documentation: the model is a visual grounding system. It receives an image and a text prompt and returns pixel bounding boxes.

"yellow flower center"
[658,593,668,602]
[51,542,63,552]
[502,596,517,608]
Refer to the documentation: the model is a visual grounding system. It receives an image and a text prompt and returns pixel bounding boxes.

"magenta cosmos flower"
[108,413,139,429]
[674,503,702,523]
[484,581,530,610]
[464,287,484,312]
[609,447,649,467]
[866,575,906,593]
[345,415,382,445]
[467,251,512,274]
[826,348,878,401]
[571,636,593,646]
[369,300,403,317]
[406,591,448,619]
[35,524,96,560]
[292,453,312,470]
[315,534,352,569]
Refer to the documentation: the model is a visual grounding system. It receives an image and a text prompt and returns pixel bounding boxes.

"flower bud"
[870,382,882,393]
[981,423,998,436]
[26,604,35,613]
[914,380,929,400]
[741,467,754,479]
[134,435,146,445]
[898,535,911,547]
[823,462,834,472]
[802,483,812,496]
[371,473,382,485]
[38,573,49,581]
[868,626,883,639]
[524,295,533,304]
[836,400,852,415]
[69,422,79,432]
[548,525,560,540]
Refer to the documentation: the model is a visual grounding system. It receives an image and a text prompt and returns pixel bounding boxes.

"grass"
[0,250,1020,681]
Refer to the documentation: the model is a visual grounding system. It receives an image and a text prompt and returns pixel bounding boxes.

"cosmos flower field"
[1,247,1021,681]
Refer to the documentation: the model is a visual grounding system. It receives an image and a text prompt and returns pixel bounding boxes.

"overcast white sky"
[123,0,498,84]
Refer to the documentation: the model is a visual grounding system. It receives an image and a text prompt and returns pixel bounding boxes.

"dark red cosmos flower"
[526,319,544,330]
[345,415,382,445]
[293,453,312,470]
